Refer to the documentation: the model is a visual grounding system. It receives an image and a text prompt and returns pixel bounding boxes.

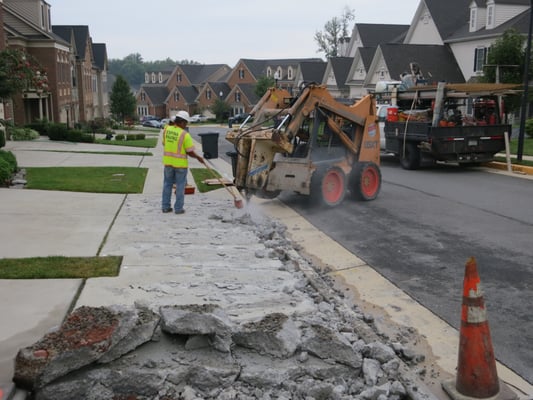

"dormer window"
[470,8,477,31]
[288,67,293,80]
[239,69,245,79]
[177,73,182,83]
[144,72,149,83]
[266,67,272,77]
[151,73,156,83]
[276,67,283,80]
[206,89,212,100]
[487,5,494,28]
[158,72,163,83]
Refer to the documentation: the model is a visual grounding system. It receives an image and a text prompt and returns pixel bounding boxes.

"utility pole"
[517,1,533,161]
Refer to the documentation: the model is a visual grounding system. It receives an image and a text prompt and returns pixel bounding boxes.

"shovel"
[202,160,244,209]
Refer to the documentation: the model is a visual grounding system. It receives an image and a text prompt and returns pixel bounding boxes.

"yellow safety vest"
[162,126,191,168]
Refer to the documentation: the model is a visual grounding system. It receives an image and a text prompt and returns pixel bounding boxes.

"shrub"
[125,134,137,141]
[115,134,125,141]
[0,149,17,172]
[10,127,39,141]
[47,123,69,141]
[0,129,5,148]
[67,129,95,143]
[25,119,49,136]
[0,157,11,186]
[525,118,533,138]
[135,133,145,140]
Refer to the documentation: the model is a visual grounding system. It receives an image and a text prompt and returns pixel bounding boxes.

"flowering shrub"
[0,49,48,99]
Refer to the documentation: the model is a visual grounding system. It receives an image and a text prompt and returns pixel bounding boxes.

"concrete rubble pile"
[12,212,435,400]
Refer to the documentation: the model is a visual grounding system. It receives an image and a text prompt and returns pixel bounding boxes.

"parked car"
[190,114,208,123]
[160,118,172,127]
[140,115,158,123]
[142,119,162,128]
[228,113,250,127]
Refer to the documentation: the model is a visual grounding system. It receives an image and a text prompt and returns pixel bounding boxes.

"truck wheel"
[311,167,346,207]
[400,142,420,170]
[350,162,381,201]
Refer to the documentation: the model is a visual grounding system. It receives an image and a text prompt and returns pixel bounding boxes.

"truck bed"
[384,122,510,163]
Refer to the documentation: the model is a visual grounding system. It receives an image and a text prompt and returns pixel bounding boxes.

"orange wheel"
[311,167,346,207]
[351,162,381,201]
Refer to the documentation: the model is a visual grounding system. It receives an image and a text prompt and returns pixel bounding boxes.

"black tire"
[350,162,381,201]
[400,142,421,170]
[310,166,346,207]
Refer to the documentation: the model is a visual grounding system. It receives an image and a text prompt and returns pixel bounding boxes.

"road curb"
[486,161,533,175]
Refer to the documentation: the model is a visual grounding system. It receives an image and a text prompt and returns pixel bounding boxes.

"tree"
[314,6,355,58]
[482,29,525,84]
[109,75,136,123]
[0,49,47,100]
[211,98,231,122]
[254,76,276,98]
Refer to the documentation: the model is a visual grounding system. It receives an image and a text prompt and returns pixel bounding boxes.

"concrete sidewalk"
[1,134,532,398]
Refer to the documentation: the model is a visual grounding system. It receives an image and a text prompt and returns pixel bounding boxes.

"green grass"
[509,138,533,155]
[190,167,225,193]
[95,138,158,148]
[25,166,148,193]
[493,156,533,167]
[0,256,122,279]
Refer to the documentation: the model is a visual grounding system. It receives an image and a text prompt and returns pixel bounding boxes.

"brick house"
[1,0,108,127]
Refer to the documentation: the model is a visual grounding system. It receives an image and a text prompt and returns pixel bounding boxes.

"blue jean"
[162,166,187,212]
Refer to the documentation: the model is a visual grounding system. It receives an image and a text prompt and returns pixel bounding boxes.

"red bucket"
[387,106,399,122]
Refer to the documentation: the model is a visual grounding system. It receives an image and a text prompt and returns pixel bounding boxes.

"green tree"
[211,99,231,122]
[314,6,354,58]
[109,75,136,123]
[254,76,276,98]
[482,29,525,84]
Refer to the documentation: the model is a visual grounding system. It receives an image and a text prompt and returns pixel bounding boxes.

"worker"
[161,110,204,214]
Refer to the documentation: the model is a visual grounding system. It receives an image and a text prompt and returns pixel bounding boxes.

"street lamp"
[517,1,533,161]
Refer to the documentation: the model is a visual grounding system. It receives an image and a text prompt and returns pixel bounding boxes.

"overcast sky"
[48,0,420,66]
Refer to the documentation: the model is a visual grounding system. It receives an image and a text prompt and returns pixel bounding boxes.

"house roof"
[53,25,92,59]
[298,61,327,84]
[179,64,230,85]
[207,82,231,98]
[232,83,261,105]
[2,2,63,43]
[177,86,200,105]
[142,85,169,106]
[92,43,107,71]
[355,23,409,47]
[379,43,465,83]
[239,58,324,80]
[358,47,377,70]
[328,57,354,89]
[445,7,531,42]
[423,0,472,41]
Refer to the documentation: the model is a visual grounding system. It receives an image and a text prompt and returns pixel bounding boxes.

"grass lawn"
[25,166,148,193]
[34,149,152,156]
[190,167,225,193]
[0,256,121,279]
[509,137,533,155]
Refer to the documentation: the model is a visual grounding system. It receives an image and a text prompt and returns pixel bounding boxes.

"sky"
[48,0,420,66]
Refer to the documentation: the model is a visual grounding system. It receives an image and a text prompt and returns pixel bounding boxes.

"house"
[2,0,67,126]
[293,61,328,93]
[323,57,353,98]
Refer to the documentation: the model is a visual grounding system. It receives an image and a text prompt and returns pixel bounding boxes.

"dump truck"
[379,82,519,169]
[225,84,381,207]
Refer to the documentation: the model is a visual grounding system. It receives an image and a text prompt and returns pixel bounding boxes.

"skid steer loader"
[225,83,382,207]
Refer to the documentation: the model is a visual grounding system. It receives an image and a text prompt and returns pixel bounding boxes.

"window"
[239,69,245,79]
[140,92,145,101]
[487,5,494,28]
[470,8,477,31]
[151,73,156,83]
[158,72,163,83]
[206,89,212,100]
[174,91,179,102]
[474,47,488,72]
[288,67,293,80]
[177,73,182,82]
[144,73,149,83]
[267,67,272,77]
[276,67,282,80]
[235,92,241,102]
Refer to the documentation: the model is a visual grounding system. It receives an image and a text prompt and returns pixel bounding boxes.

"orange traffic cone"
[442,257,517,400]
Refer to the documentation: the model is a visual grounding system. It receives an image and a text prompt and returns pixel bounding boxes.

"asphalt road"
[190,126,533,384]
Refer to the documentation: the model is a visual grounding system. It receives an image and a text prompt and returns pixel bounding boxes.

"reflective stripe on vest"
[163,127,188,168]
